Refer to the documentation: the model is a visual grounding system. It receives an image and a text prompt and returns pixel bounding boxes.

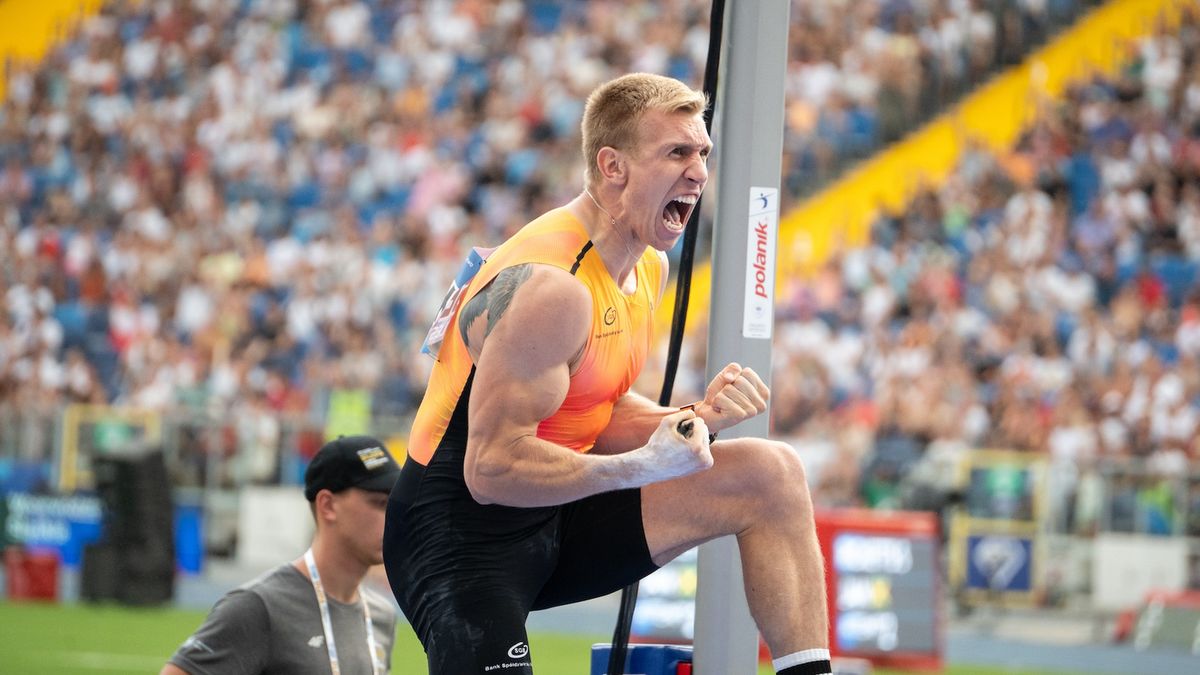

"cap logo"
[357,446,390,470]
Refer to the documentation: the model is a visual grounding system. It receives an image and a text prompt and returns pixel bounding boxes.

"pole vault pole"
[693,1,791,673]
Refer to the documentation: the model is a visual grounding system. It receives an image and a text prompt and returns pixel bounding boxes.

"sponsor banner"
[743,187,777,340]
[2,492,102,566]
[964,534,1034,594]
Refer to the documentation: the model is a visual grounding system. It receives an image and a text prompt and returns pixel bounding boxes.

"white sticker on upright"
[744,187,777,339]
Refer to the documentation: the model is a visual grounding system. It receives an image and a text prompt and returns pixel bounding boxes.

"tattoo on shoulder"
[458,264,533,351]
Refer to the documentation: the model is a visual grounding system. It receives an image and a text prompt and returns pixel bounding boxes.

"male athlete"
[384,73,830,675]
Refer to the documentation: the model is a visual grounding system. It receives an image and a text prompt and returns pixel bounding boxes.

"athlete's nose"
[684,153,708,185]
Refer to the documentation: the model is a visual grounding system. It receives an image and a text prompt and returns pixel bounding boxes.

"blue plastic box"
[590,643,694,675]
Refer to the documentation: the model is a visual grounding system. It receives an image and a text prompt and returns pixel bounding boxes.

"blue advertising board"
[2,493,103,566]
[964,533,1034,593]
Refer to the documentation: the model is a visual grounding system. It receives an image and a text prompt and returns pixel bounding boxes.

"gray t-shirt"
[169,564,396,674]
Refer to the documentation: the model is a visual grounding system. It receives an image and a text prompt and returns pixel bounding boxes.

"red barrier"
[4,546,60,601]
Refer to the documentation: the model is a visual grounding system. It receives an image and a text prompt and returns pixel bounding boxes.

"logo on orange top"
[595,306,623,338]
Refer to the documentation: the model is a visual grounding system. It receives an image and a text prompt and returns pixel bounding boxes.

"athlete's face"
[332,488,390,566]
[618,109,710,252]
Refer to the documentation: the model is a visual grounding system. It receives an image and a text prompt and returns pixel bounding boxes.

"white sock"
[773,648,831,673]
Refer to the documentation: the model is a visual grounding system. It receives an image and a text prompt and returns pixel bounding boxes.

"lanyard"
[304,549,380,675]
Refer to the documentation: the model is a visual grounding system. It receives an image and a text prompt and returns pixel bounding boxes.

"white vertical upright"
[693,1,791,673]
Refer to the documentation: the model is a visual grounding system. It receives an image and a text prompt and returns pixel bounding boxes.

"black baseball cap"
[304,435,401,501]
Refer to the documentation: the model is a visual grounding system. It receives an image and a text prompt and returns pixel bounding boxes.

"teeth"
[662,196,697,232]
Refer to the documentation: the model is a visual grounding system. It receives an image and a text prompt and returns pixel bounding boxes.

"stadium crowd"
[783,0,1102,195]
[773,6,1200,534]
[0,0,1097,417]
[0,0,1194,528]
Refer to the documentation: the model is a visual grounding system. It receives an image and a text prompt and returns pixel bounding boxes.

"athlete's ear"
[596,146,627,186]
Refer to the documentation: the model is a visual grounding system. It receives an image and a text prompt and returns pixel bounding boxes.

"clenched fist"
[633,408,714,484]
[690,363,769,435]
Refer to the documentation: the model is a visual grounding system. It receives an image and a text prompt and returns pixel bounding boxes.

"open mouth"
[662,194,698,233]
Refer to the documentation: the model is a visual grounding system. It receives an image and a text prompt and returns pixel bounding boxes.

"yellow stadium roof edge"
[0,0,108,101]
[656,0,1191,339]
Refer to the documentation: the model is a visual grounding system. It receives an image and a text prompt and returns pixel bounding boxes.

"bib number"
[421,246,494,358]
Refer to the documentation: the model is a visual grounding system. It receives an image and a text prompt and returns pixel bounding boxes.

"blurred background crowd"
[772,9,1200,535]
[1,0,1196,532]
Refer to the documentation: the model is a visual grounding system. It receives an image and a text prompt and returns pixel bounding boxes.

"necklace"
[584,188,617,226]
[583,188,644,264]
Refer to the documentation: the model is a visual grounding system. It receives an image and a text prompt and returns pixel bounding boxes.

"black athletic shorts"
[383,444,659,674]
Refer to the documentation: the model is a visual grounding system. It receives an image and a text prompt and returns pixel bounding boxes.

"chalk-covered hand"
[632,408,713,483]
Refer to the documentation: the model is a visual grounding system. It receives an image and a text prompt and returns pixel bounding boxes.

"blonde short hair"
[581,73,708,186]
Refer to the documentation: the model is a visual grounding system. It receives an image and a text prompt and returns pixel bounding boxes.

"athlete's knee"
[748,439,813,519]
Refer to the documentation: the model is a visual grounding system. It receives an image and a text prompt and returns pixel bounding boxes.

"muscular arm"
[590,391,677,455]
[463,264,710,507]
[592,361,767,455]
[575,254,768,457]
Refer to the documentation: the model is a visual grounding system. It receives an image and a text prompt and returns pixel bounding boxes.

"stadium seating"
[0,2,1195,535]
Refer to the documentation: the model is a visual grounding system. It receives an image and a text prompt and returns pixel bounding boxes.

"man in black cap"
[163,436,401,675]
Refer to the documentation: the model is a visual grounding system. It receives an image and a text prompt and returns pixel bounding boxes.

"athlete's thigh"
[384,460,558,673]
[641,436,801,564]
[421,588,537,674]
[533,487,658,610]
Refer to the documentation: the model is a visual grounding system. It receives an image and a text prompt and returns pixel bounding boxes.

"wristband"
[678,403,718,444]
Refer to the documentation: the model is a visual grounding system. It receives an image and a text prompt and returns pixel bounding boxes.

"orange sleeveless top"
[407,207,663,466]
